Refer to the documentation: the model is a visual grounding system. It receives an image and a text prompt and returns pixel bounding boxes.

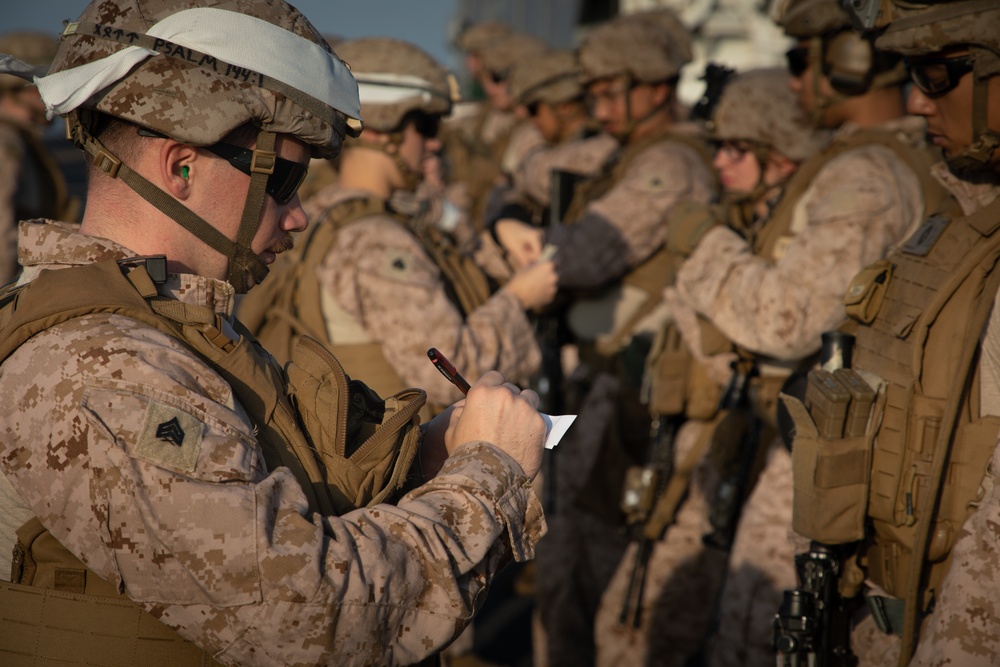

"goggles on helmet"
[904,54,974,98]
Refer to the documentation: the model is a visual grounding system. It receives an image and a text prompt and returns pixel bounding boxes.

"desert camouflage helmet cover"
[578,11,692,84]
[37,0,362,158]
[478,32,548,78]
[876,0,1000,59]
[335,37,456,133]
[455,20,514,55]
[508,49,582,106]
[771,0,852,37]
[711,68,827,162]
[0,31,58,91]
[619,8,694,65]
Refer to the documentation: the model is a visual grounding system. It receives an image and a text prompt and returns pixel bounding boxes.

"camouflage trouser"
[851,611,902,666]
[594,419,729,667]
[707,439,803,667]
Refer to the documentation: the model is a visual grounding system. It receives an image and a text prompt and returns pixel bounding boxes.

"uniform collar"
[17,219,236,317]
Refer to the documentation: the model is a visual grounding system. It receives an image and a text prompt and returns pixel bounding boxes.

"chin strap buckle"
[250,149,276,175]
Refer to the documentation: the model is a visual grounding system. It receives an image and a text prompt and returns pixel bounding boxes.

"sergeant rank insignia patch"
[136,399,204,472]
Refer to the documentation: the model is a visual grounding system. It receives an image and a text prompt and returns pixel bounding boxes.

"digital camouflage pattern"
[710,68,828,162]
[521,131,715,289]
[302,186,541,407]
[335,37,453,132]
[771,0,852,37]
[578,13,692,84]
[507,49,582,107]
[0,219,546,666]
[477,33,548,79]
[47,0,359,154]
[673,117,927,667]
[455,20,513,56]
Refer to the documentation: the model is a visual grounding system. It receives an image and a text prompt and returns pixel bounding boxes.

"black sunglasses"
[786,47,810,78]
[905,55,974,98]
[489,69,508,84]
[406,112,442,139]
[202,143,308,205]
[137,127,308,205]
[525,101,540,117]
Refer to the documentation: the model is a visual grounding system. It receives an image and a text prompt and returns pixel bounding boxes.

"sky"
[4,1,463,70]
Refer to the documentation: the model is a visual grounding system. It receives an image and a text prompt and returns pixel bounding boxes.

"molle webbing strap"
[411,219,492,317]
[0,580,222,667]
[65,20,343,128]
[898,199,1000,666]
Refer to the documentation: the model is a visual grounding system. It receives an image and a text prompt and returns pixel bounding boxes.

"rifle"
[773,331,860,667]
[618,413,681,627]
[774,542,859,667]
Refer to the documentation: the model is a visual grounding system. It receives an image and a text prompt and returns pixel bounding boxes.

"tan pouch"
[784,392,878,543]
[286,336,426,514]
[844,260,893,325]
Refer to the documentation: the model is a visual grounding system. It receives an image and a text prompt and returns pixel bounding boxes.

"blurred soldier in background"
[240,37,557,413]
[661,1,944,664]
[0,31,73,284]
[494,11,718,666]
[593,66,828,667]
[780,1,1000,666]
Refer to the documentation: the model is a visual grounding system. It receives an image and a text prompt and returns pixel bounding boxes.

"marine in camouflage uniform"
[667,2,939,664]
[593,67,830,667]
[441,31,548,233]
[780,1,1000,666]
[0,31,72,284]
[250,37,558,409]
[0,2,550,666]
[493,13,717,667]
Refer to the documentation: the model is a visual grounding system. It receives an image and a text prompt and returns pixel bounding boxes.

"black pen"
[427,347,471,395]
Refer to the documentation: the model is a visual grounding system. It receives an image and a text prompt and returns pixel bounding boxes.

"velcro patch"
[382,249,416,280]
[135,399,204,473]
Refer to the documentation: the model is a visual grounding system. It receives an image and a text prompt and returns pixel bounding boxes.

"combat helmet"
[0,31,57,92]
[876,0,1000,175]
[336,37,458,190]
[455,21,514,56]
[478,32,549,83]
[578,12,692,85]
[708,67,827,204]
[18,0,362,293]
[773,0,906,124]
[508,49,582,107]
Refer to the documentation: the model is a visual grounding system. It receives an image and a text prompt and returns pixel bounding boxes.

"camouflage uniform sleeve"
[322,215,540,405]
[0,125,24,284]
[514,133,618,207]
[548,141,716,289]
[675,145,923,361]
[0,313,545,667]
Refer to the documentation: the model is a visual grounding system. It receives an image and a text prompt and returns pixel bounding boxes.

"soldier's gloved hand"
[447,371,546,479]
[495,218,543,268]
[667,200,724,257]
[504,257,559,312]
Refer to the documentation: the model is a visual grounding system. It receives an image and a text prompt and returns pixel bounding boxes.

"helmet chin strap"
[619,74,674,142]
[350,133,422,191]
[807,37,849,129]
[69,111,271,294]
[945,47,1000,179]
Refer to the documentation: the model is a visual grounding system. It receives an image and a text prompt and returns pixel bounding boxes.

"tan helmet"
[578,13,692,85]
[877,0,1000,175]
[508,49,582,107]
[710,68,827,162]
[336,37,455,133]
[619,8,694,66]
[774,0,906,122]
[478,32,548,80]
[455,20,514,55]
[0,31,58,92]
[32,0,362,293]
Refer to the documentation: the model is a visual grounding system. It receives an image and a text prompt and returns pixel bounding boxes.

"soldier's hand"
[504,258,559,311]
[495,218,543,268]
[448,371,546,479]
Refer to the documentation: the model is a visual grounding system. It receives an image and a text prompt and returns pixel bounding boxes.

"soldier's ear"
[159,140,198,200]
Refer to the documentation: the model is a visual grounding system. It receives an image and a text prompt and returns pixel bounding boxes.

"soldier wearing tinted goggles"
[904,54,975,97]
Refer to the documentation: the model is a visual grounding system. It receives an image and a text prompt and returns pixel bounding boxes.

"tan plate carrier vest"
[239,193,491,413]
[563,130,718,362]
[643,128,951,537]
[790,194,1000,663]
[0,258,426,666]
